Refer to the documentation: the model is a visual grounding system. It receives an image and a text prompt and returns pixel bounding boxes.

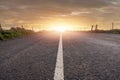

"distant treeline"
[90,29,120,34]
[0,26,34,40]
[90,24,120,34]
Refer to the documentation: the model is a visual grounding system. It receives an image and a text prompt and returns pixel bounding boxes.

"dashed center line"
[54,33,64,80]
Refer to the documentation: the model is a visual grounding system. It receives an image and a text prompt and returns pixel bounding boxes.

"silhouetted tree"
[11,26,24,31]
[16,27,22,31]
[11,27,17,31]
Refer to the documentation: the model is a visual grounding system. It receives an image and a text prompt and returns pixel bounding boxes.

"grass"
[0,29,34,40]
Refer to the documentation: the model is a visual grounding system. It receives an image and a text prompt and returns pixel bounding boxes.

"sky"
[0,0,120,30]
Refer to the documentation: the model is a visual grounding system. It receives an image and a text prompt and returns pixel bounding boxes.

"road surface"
[0,32,120,80]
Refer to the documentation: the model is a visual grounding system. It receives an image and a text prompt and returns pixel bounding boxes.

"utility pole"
[112,22,114,30]
[95,24,98,31]
[21,25,24,29]
[21,25,25,30]
[32,26,34,31]
[91,25,94,31]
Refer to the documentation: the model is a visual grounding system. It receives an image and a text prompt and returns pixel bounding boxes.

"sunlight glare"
[49,23,74,32]
[52,24,68,32]
[55,26,66,32]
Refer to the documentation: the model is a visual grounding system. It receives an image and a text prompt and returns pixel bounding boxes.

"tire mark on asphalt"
[54,33,64,80]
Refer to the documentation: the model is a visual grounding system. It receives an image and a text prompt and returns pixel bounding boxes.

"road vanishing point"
[0,32,120,80]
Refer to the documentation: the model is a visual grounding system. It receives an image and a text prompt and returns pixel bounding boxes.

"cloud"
[0,0,120,29]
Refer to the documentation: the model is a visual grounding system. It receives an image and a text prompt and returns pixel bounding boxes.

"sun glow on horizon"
[54,25,67,32]
[50,23,74,32]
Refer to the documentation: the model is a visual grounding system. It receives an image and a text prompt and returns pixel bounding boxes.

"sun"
[49,23,73,32]
[53,25,67,32]
[55,26,66,32]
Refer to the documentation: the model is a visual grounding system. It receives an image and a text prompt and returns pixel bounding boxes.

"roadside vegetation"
[90,24,120,34]
[90,29,120,34]
[0,27,34,40]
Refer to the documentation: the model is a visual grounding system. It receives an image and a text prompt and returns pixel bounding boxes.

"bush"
[0,30,34,40]
[0,33,4,40]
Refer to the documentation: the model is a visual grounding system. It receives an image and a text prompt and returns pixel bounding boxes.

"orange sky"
[0,0,120,31]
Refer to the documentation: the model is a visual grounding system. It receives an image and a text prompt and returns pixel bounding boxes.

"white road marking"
[54,33,64,80]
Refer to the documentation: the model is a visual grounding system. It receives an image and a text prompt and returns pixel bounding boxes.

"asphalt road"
[0,32,59,80]
[0,32,120,80]
[63,32,120,80]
